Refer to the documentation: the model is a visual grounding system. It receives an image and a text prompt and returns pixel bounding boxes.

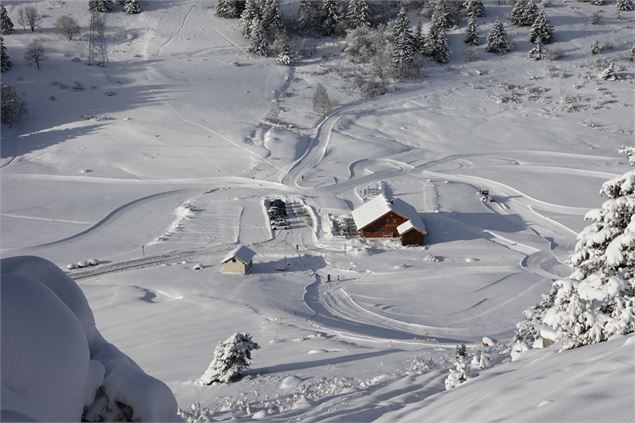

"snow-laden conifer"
[510,0,538,26]
[89,0,113,13]
[297,0,321,34]
[313,83,335,115]
[514,152,635,354]
[464,16,480,46]
[1,4,13,35]
[432,0,452,29]
[486,18,511,54]
[463,0,485,18]
[274,30,294,65]
[391,7,417,78]
[321,0,340,36]
[240,0,259,38]
[617,0,633,11]
[248,16,268,56]
[123,0,142,15]
[414,20,425,54]
[261,0,284,36]
[529,11,553,44]
[1,83,27,126]
[198,333,260,385]
[1,36,10,72]
[346,0,370,29]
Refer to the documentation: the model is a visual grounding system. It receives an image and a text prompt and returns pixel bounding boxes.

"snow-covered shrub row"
[1,256,178,421]
[514,154,635,355]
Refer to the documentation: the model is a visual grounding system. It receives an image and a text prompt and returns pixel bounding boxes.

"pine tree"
[432,28,449,63]
[321,0,340,36]
[432,0,452,29]
[427,4,450,62]
[391,7,417,78]
[617,0,633,11]
[261,0,284,36]
[514,156,635,354]
[346,0,370,29]
[529,40,543,60]
[463,0,485,18]
[464,16,480,46]
[274,30,294,65]
[313,83,335,115]
[1,83,27,126]
[1,37,11,72]
[510,0,538,26]
[1,4,14,35]
[198,333,260,385]
[414,20,425,54]
[297,0,321,34]
[89,0,113,13]
[240,0,259,38]
[249,16,268,56]
[529,11,553,44]
[123,0,142,14]
[217,0,239,18]
[486,18,511,54]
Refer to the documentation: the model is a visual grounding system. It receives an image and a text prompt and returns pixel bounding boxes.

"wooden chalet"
[351,195,426,246]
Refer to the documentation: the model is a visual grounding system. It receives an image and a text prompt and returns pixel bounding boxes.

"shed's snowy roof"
[352,194,426,234]
[222,245,256,264]
[397,219,427,235]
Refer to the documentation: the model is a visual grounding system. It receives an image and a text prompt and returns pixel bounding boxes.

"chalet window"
[386,217,396,223]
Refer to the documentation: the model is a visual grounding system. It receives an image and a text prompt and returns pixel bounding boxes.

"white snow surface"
[1,0,634,421]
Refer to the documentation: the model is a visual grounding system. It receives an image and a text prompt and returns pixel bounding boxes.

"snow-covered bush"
[198,332,260,385]
[514,154,635,353]
[598,62,618,80]
[1,256,178,421]
[445,344,471,390]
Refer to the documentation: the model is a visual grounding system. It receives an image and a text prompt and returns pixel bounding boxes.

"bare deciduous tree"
[17,6,42,32]
[54,15,80,40]
[24,39,46,69]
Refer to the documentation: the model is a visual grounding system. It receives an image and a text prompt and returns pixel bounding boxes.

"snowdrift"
[383,335,635,423]
[0,256,179,422]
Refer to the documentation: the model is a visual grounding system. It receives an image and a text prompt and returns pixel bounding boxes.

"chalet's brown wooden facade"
[352,195,427,246]
[358,211,408,238]
[399,228,426,246]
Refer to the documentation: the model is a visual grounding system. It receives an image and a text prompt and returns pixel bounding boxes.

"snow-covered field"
[1,0,634,421]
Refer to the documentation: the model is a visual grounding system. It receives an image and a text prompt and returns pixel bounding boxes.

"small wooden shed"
[221,245,256,275]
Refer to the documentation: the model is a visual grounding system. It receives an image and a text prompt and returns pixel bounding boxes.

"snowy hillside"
[1,0,633,421]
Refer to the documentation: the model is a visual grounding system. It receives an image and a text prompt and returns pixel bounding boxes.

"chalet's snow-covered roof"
[351,194,426,234]
[222,245,256,264]
[397,219,427,235]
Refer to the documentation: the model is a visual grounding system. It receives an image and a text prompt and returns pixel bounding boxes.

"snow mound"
[279,375,302,392]
[1,256,179,422]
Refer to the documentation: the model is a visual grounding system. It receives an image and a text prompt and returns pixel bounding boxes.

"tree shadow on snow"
[252,349,402,376]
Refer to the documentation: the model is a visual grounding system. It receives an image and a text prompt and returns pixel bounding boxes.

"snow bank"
[1,256,179,422]
[383,335,635,423]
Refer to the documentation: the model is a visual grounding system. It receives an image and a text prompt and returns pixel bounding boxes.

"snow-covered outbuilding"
[351,194,426,246]
[221,245,256,274]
